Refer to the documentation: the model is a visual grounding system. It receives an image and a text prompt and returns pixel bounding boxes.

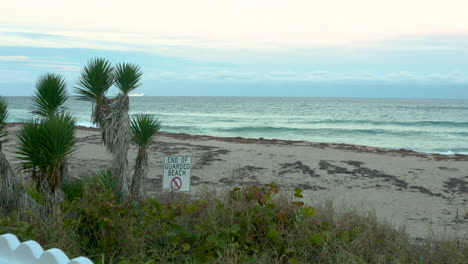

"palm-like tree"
[32,73,72,183]
[75,58,114,126]
[0,97,37,214]
[130,114,161,198]
[114,63,143,95]
[76,59,143,198]
[16,113,77,196]
[103,63,143,198]
[0,97,7,146]
[32,73,68,117]
[0,96,20,213]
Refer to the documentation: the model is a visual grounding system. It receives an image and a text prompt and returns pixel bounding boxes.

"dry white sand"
[3,124,468,242]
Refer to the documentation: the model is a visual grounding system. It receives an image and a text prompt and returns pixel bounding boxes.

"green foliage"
[0,96,8,145]
[88,169,118,192]
[25,185,46,206]
[114,63,143,95]
[75,58,114,105]
[130,114,161,148]
[1,183,466,263]
[32,73,68,117]
[16,113,77,191]
[61,179,85,201]
[62,169,118,202]
[0,217,37,242]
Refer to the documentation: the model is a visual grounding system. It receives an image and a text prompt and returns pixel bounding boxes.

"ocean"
[4,96,468,155]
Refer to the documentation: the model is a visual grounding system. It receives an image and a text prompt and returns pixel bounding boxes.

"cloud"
[3,0,468,48]
[4,32,71,40]
[212,71,258,81]
[1,0,468,64]
[0,56,31,61]
[26,63,81,72]
[143,68,468,84]
[0,54,80,72]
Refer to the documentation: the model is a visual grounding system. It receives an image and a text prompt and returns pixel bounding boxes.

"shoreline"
[7,122,468,161]
[3,122,468,241]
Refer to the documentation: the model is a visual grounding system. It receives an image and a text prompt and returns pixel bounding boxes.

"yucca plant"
[32,73,72,183]
[0,96,20,213]
[114,63,143,95]
[0,97,37,214]
[103,63,143,198]
[16,113,77,196]
[75,58,114,126]
[32,73,68,117]
[130,114,161,198]
[0,97,7,146]
[76,59,144,199]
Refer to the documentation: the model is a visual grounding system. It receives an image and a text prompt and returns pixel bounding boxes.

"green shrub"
[61,169,118,202]
[1,184,467,263]
[25,185,46,206]
[86,169,118,193]
[61,178,85,201]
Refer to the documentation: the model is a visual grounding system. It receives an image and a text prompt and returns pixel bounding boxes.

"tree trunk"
[101,95,131,198]
[0,148,40,215]
[61,160,70,184]
[112,148,129,197]
[37,171,64,215]
[131,148,148,199]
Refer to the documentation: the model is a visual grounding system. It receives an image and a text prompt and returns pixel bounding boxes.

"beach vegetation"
[1,60,466,263]
[75,58,114,126]
[12,73,77,210]
[0,183,466,264]
[0,96,23,213]
[0,97,8,145]
[75,58,144,199]
[31,72,73,183]
[114,63,143,95]
[16,113,77,205]
[0,97,39,214]
[101,63,143,199]
[32,73,68,118]
[130,114,161,198]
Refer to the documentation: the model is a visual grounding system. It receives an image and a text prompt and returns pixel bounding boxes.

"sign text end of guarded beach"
[163,156,192,192]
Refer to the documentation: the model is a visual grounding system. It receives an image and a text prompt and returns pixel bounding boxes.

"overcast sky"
[1,0,468,98]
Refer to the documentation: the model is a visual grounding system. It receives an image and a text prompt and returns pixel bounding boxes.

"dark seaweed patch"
[279,161,320,177]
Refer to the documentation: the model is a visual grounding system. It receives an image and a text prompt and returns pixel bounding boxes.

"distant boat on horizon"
[128,93,144,97]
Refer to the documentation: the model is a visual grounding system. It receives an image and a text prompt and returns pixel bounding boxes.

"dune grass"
[0,173,466,264]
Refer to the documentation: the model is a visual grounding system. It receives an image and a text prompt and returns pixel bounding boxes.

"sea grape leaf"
[268,228,280,239]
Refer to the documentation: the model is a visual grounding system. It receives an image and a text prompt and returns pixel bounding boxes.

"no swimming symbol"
[170,177,182,191]
[163,155,192,192]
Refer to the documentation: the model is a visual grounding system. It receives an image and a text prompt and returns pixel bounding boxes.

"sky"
[1,0,468,98]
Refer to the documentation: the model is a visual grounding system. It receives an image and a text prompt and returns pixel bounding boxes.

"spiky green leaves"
[131,114,161,148]
[16,113,77,191]
[75,58,114,105]
[0,97,8,145]
[114,63,143,95]
[32,73,68,117]
[131,114,159,199]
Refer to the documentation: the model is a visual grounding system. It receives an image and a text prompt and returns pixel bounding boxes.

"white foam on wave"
[75,121,96,128]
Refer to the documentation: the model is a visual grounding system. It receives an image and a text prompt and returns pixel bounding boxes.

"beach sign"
[163,156,192,192]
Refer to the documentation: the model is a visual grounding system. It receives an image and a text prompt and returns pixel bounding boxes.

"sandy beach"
[3,123,467,242]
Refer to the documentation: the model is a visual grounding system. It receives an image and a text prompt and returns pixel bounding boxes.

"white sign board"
[163,156,192,192]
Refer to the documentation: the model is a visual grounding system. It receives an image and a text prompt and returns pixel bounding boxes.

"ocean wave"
[76,121,96,128]
[6,117,29,123]
[161,125,204,133]
[305,119,468,128]
[417,148,468,155]
[212,126,443,137]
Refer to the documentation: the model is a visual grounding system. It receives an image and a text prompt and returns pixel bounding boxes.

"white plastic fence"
[0,234,93,264]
